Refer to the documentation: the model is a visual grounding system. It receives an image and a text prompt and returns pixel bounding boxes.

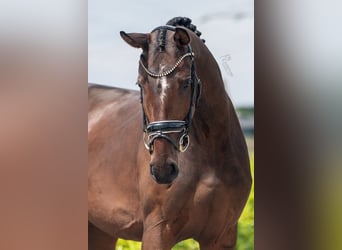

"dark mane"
[157,29,167,51]
[166,17,205,43]
[156,17,205,52]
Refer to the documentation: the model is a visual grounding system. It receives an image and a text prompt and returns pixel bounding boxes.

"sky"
[88,0,254,107]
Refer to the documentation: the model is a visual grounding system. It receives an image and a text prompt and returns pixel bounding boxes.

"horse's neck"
[190,46,239,153]
[187,40,250,176]
[195,49,230,132]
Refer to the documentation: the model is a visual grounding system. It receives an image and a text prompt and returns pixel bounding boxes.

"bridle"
[138,25,202,153]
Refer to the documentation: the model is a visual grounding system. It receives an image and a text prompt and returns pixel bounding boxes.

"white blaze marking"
[159,65,169,104]
[160,76,168,103]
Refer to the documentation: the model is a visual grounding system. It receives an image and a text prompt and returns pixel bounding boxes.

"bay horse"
[88,17,252,250]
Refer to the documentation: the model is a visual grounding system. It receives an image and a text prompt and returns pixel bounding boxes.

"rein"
[138,25,202,153]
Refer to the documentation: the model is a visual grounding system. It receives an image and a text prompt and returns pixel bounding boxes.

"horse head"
[120,25,201,184]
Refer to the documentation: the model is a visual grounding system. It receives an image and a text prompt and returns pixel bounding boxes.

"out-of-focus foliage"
[236,153,254,250]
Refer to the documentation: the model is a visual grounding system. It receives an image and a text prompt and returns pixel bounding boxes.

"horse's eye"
[183,79,192,89]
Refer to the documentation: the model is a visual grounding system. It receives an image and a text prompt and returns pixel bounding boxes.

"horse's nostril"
[150,164,156,177]
[168,162,179,177]
[149,161,179,184]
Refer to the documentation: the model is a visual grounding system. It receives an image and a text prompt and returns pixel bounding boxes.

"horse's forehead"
[149,31,177,57]
[150,30,174,45]
[147,50,177,69]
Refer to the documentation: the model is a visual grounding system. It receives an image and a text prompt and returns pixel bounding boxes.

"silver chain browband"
[139,52,194,78]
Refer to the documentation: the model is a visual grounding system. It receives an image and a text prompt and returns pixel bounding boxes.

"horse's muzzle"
[150,161,179,184]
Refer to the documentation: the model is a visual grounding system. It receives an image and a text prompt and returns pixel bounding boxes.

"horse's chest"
[184,173,232,231]
[190,174,221,210]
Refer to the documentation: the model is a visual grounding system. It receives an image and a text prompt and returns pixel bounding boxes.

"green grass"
[116,154,254,250]
[236,153,254,250]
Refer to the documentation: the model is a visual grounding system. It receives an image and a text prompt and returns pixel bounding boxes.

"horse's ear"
[174,27,190,47]
[120,31,148,49]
